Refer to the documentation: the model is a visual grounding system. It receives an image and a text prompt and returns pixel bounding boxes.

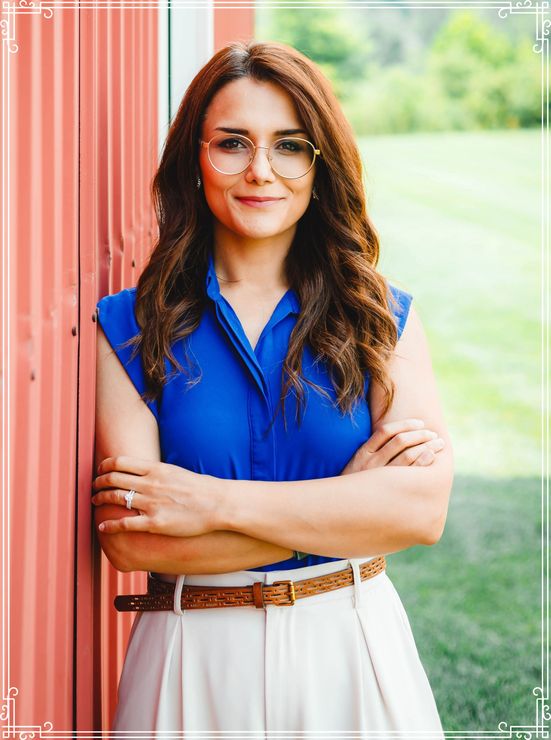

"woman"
[92,40,453,735]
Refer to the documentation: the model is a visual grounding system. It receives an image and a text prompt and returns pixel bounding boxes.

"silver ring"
[124,489,137,510]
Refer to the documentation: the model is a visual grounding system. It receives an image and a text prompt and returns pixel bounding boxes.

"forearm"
[95,505,294,574]
[132,530,294,574]
[94,450,453,568]
[220,462,453,558]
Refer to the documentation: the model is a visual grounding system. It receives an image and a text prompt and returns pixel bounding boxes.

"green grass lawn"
[358,128,542,730]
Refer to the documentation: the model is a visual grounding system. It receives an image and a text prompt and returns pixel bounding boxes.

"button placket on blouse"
[212,300,269,400]
[205,250,300,480]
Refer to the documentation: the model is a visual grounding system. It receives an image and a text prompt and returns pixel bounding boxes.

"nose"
[245,145,276,183]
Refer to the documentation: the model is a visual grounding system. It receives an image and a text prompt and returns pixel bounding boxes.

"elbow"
[111,542,138,572]
[426,500,453,546]
[422,511,448,546]
[94,504,142,572]
[420,469,454,546]
[108,534,153,573]
[118,559,138,573]
[96,532,137,573]
[110,553,134,574]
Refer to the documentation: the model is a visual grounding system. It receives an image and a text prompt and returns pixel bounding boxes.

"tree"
[256,4,372,100]
[427,11,538,129]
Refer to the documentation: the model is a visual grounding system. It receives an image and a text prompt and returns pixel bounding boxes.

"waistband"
[114,556,387,612]
[150,555,381,588]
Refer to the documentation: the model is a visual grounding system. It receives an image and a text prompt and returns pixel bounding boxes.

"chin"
[238,230,285,240]
[231,220,289,239]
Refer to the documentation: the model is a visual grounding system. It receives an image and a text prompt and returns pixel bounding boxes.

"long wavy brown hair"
[122,39,404,430]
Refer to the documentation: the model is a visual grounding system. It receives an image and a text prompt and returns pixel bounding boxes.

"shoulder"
[96,288,140,344]
[96,286,160,421]
[387,281,413,341]
[96,286,137,317]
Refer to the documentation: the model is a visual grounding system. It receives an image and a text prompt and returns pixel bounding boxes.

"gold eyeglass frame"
[199,133,321,180]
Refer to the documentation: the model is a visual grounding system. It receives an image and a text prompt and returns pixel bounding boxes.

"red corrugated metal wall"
[2,4,158,735]
[3,6,80,733]
[2,3,254,736]
[214,8,254,50]
[79,5,159,733]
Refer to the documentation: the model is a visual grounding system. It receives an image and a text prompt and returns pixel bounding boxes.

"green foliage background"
[359,126,540,730]
[255,5,540,134]
[252,6,543,729]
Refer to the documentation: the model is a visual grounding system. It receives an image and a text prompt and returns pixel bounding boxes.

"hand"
[341,418,445,475]
[91,456,222,537]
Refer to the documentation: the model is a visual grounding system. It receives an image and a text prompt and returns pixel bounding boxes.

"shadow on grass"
[388,474,541,731]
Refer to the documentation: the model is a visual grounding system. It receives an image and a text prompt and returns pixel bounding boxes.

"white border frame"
[0,1,549,738]
[158,1,170,156]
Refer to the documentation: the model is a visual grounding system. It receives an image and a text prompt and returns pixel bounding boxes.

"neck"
[211,229,294,294]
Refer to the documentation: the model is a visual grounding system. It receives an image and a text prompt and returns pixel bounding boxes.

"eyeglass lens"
[207,134,315,178]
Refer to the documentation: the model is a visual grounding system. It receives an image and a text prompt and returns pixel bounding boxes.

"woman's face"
[198,77,316,245]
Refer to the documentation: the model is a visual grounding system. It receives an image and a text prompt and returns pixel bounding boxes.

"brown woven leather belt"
[114,555,386,612]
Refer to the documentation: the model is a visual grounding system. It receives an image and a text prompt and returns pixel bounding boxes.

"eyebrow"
[214,126,308,136]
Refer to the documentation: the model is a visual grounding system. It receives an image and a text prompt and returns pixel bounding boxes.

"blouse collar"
[205,247,301,316]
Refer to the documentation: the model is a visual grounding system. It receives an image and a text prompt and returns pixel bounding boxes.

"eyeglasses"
[199,133,321,179]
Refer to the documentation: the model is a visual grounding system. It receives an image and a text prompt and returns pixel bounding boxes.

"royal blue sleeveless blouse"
[96,248,413,571]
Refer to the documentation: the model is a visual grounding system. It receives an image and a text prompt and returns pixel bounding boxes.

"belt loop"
[252,581,265,609]
[349,559,364,609]
[173,574,186,616]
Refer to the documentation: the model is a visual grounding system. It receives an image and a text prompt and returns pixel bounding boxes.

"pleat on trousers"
[112,556,445,739]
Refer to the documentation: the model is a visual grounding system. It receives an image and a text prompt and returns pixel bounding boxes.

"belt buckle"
[272,579,296,606]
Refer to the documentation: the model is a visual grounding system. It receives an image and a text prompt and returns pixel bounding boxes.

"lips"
[235,195,285,209]
[235,196,284,202]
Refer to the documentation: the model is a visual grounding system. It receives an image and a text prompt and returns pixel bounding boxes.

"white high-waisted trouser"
[112,556,445,738]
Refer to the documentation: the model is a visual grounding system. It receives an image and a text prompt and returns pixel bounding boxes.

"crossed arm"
[94,305,454,575]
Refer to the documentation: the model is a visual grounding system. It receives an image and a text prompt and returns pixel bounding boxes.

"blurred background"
[2,1,542,735]
[254,2,541,730]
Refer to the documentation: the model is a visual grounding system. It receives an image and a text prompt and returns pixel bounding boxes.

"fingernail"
[428,431,438,438]
[98,523,105,531]
[411,419,424,427]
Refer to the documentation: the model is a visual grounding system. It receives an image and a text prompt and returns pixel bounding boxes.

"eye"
[215,137,249,151]
[275,138,307,154]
